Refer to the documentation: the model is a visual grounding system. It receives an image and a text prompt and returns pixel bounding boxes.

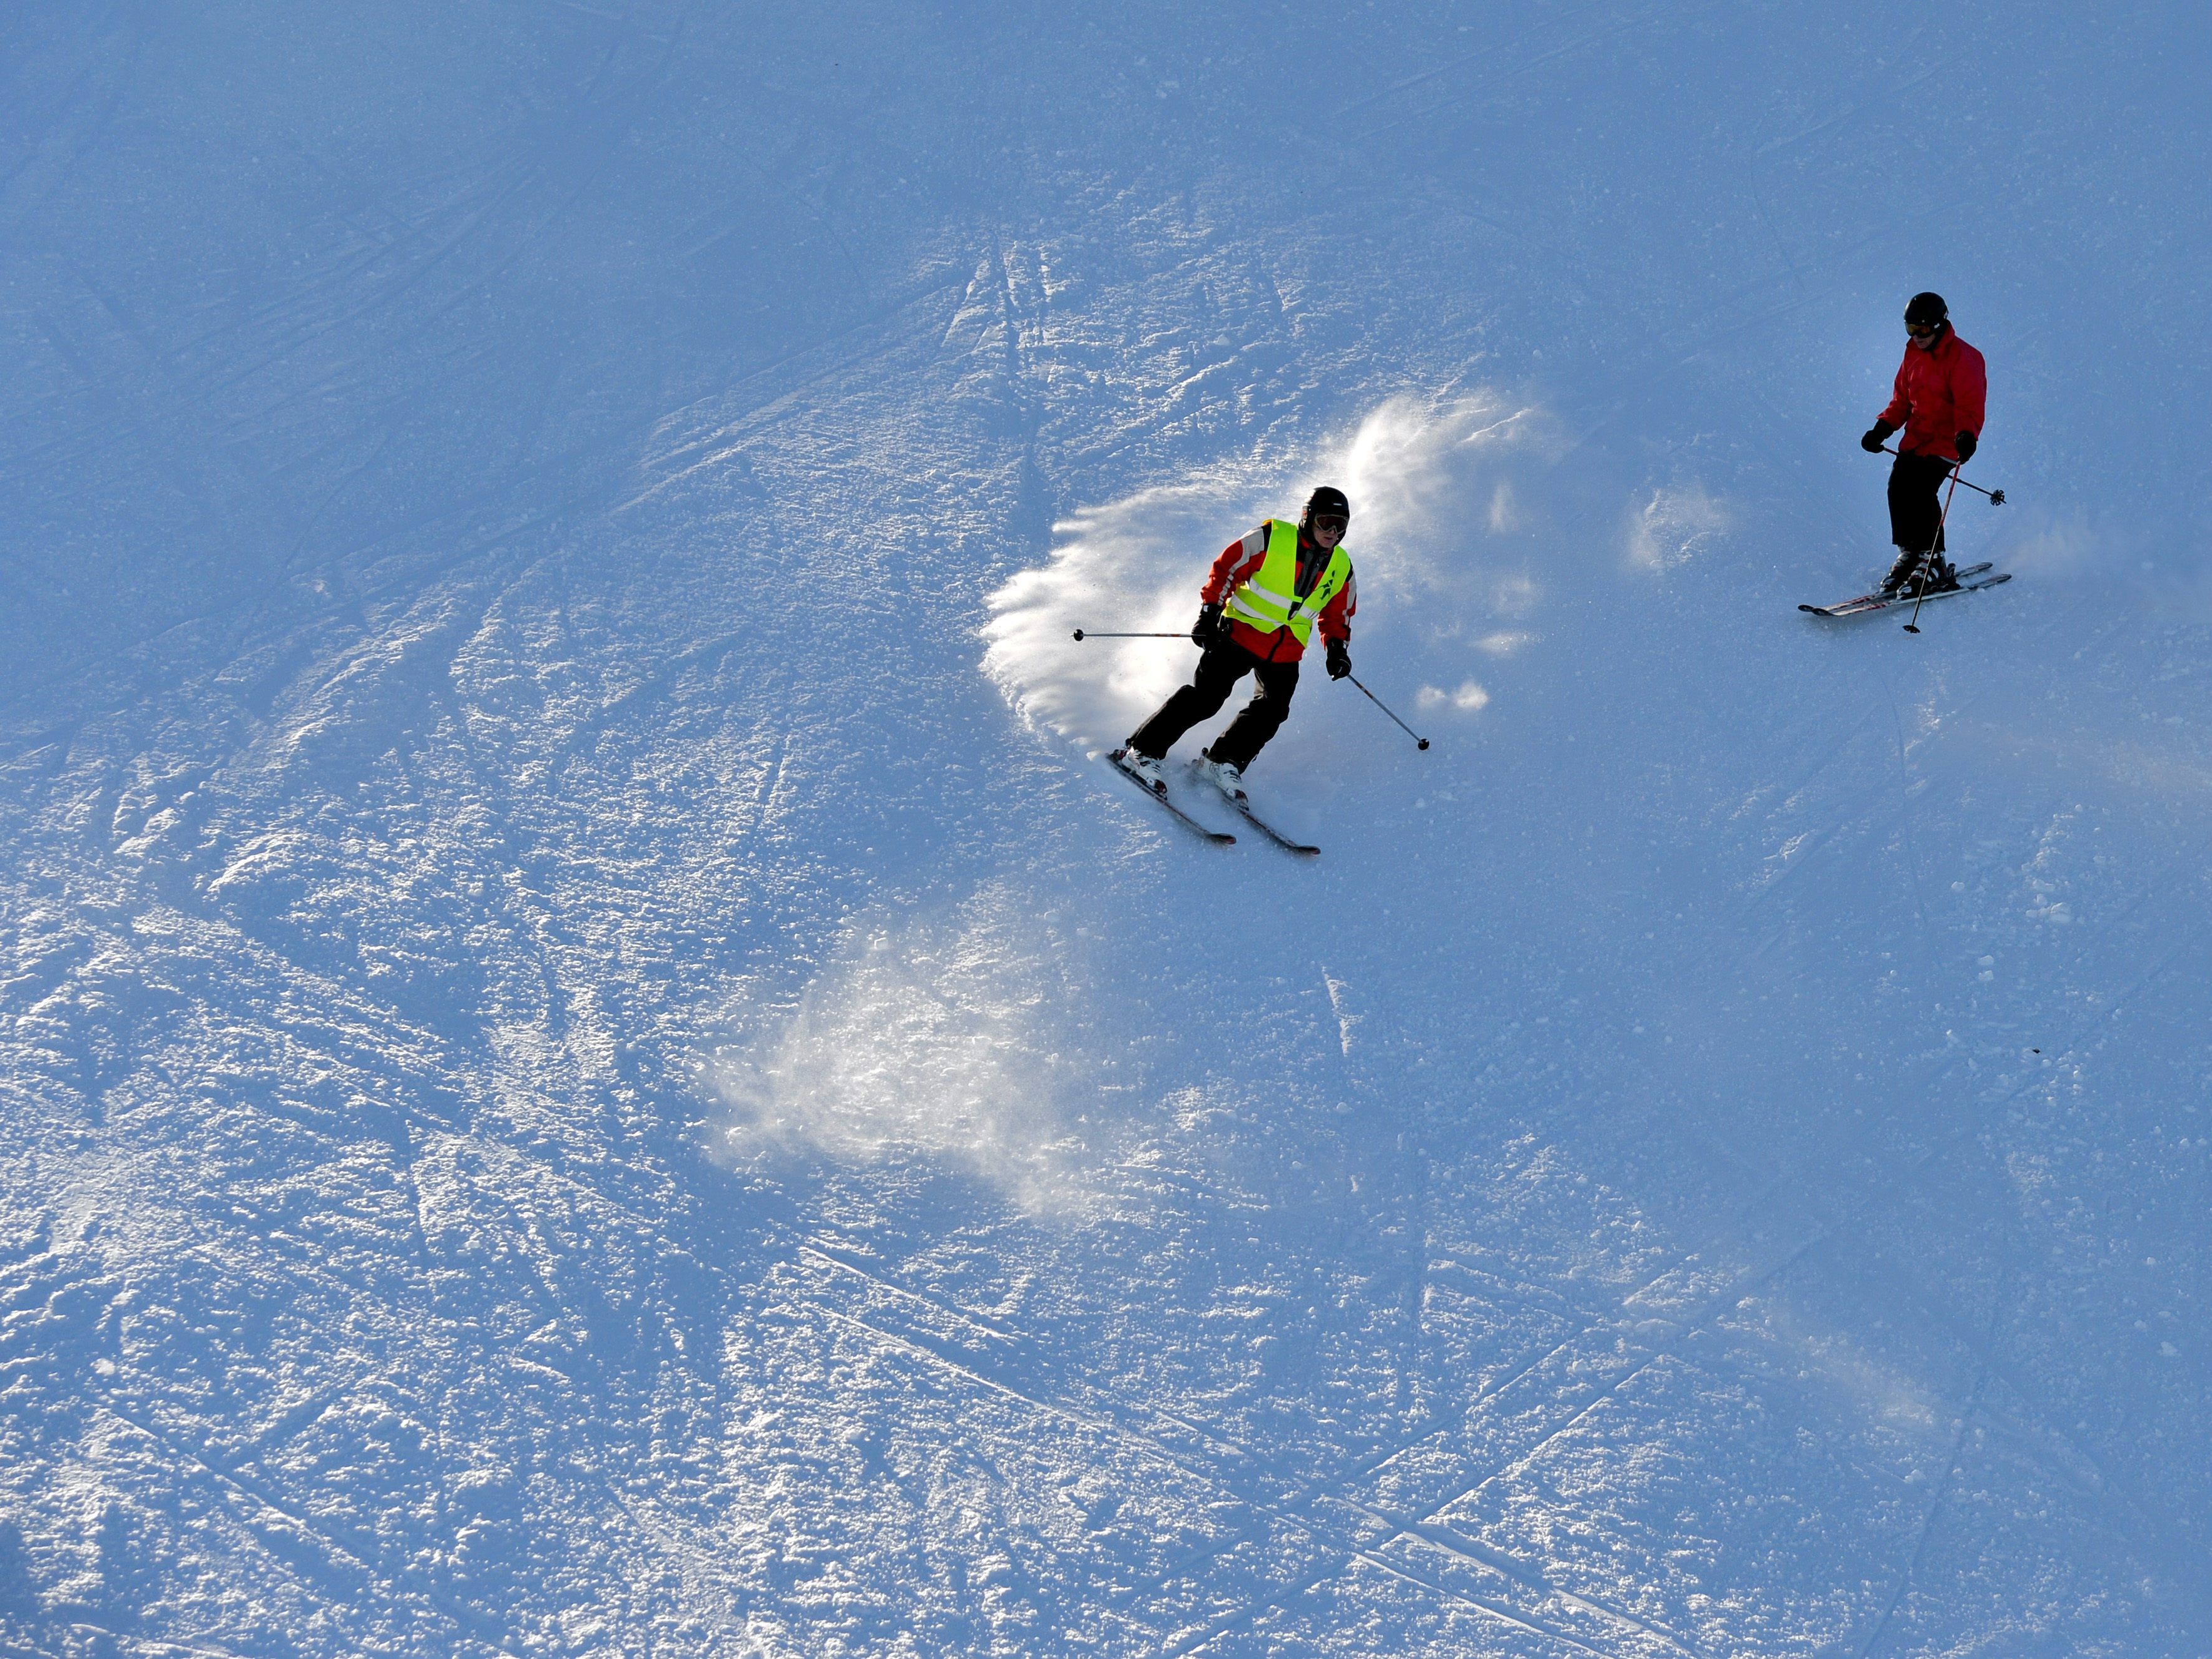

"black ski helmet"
[1302,485,1350,529]
[1904,291,1949,327]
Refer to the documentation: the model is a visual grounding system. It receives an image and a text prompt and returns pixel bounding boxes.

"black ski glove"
[1191,603,1225,647]
[1954,430,1977,462]
[1860,420,1897,454]
[1325,638,1351,681]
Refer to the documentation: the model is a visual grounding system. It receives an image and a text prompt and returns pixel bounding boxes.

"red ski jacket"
[1200,523,1357,663]
[1881,327,1986,462]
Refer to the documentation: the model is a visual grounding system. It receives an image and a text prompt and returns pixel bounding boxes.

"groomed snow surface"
[5,4,2210,1655]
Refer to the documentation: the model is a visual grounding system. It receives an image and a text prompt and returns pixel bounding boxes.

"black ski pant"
[1128,640,1300,772]
[1888,451,1955,555]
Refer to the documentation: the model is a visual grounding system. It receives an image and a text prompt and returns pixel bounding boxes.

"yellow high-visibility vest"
[1222,519,1352,648]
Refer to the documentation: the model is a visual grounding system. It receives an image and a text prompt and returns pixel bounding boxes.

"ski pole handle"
[1880,445,2005,504]
[1071,630,1191,641]
[1346,673,1430,750]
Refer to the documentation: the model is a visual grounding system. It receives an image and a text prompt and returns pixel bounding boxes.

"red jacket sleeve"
[1316,567,1356,643]
[1952,342,1987,437]
[1199,526,1269,605]
[1880,355,1912,430]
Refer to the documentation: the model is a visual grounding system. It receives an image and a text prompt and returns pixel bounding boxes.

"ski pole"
[1903,466,1969,634]
[1880,446,2004,505]
[1346,673,1430,750]
[1070,630,1191,641]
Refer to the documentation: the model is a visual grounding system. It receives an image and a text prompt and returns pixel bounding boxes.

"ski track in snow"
[4,4,2211,1656]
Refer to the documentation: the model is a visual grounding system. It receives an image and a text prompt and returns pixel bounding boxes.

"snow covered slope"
[4,3,2209,1653]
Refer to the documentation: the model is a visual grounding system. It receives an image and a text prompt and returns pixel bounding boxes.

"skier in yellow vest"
[1116,486,1357,801]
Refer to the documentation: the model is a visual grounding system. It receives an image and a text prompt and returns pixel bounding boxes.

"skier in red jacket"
[1861,291,1986,595]
[1116,486,1357,800]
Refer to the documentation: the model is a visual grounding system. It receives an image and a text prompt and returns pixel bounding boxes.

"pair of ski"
[1106,750,1318,855]
[1800,561,2011,618]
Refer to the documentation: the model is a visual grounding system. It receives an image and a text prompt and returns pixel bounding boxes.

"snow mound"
[713,886,1101,1215]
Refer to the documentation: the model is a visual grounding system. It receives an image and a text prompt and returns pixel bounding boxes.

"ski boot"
[1879,548,1925,597]
[1195,755,1246,802]
[1114,747,1166,792]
